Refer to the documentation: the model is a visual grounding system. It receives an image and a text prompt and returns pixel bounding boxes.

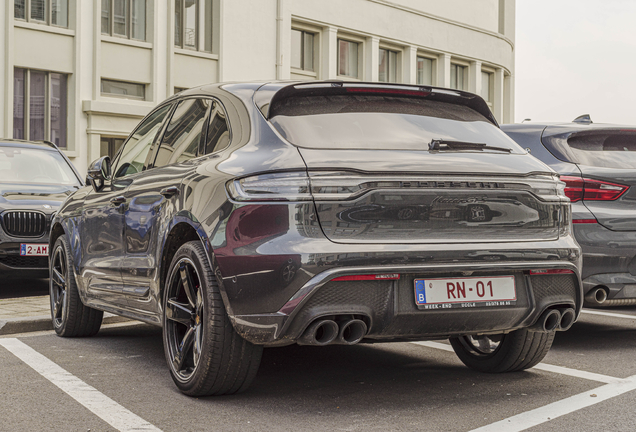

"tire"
[449,329,555,373]
[162,241,263,396]
[49,235,103,337]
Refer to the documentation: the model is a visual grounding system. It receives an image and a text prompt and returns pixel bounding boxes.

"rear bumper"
[574,222,636,303]
[231,260,582,346]
[211,202,582,346]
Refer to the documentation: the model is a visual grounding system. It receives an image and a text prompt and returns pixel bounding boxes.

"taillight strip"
[529,269,575,275]
[332,274,400,281]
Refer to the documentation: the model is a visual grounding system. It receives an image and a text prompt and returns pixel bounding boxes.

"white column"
[469,61,482,96]
[364,36,379,82]
[2,0,14,137]
[504,72,513,124]
[275,0,291,80]
[494,67,505,123]
[152,0,168,102]
[403,46,417,85]
[322,26,337,79]
[437,53,451,88]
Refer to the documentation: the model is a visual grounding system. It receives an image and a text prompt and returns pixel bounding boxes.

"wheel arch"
[158,217,224,312]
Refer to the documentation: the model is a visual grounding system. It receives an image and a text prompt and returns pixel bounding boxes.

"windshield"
[269,95,523,153]
[0,146,80,185]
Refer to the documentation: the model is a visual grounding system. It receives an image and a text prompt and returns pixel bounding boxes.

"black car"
[50,82,582,396]
[503,117,636,307]
[0,139,82,278]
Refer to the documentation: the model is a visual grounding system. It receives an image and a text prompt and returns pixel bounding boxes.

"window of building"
[450,64,467,90]
[291,29,315,72]
[101,0,146,40]
[175,0,213,52]
[417,56,434,86]
[13,68,68,148]
[481,71,494,109]
[15,0,68,28]
[378,48,398,83]
[153,98,210,167]
[100,137,125,159]
[338,39,360,79]
[101,79,145,100]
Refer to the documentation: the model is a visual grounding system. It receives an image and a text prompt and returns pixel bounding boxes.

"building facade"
[0,0,515,174]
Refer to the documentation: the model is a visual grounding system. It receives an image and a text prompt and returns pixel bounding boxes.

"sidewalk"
[0,295,129,335]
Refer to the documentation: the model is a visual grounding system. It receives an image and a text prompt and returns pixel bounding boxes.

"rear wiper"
[428,139,512,153]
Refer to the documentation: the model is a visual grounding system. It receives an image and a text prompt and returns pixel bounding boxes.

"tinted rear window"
[566,131,636,169]
[269,95,523,152]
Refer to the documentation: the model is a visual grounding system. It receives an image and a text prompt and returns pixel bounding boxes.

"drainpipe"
[276,0,283,79]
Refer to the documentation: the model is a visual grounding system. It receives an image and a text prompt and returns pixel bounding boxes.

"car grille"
[0,255,48,268]
[1,211,47,237]
[530,274,578,301]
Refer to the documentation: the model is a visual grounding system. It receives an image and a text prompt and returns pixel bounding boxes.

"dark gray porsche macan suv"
[50,81,582,396]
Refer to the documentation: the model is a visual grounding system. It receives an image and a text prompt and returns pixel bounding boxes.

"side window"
[203,103,230,155]
[153,98,210,168]
[113,104,173,178]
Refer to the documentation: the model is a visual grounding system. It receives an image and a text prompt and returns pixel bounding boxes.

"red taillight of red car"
[560,176,628,202]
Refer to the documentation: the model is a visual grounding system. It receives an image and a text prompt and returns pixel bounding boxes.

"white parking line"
[410,341,621,384]
[468,374,636,432]
[581,309,636,320]
[0,338,161,432]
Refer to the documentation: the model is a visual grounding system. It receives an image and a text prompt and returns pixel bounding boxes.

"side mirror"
[86,156,111,192]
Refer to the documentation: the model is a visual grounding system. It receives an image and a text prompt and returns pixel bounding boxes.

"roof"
[0,138,59,151]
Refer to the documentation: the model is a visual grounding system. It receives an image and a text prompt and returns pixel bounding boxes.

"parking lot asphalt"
[2,282,636,431]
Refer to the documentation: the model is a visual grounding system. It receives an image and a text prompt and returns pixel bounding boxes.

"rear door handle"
[110,196,126,205]
[160,186,179,198]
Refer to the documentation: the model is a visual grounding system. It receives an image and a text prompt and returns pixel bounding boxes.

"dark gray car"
[503,117,636,307]
[0,139,82,278]
[50,82,582,396]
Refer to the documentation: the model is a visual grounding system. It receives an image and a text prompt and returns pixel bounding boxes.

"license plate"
[20,244,49,256]
[414,276,516,309]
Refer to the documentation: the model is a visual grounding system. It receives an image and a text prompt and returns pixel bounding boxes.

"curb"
[0,314,132,336]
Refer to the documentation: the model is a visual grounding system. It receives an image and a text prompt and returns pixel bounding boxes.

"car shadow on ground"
[0,278,48,299]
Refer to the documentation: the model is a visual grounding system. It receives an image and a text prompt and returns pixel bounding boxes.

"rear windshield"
[566,131,636,169]
[269,95,523,152]
[0,146,80,185]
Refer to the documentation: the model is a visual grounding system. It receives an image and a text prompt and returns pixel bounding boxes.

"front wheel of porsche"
[449,329,555,373]
[49,234,103,337]
[162,241,263,396]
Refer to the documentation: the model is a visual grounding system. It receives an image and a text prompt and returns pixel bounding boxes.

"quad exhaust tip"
[298,318,369,346]
[298,319,339,346]
[529,307,576,332]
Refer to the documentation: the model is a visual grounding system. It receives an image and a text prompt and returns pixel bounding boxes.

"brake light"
[346,88,430,97]
[560,176,628,202]
[529,269,575,275]
[572,219,597,224]
[332,274,400,281]
[560,176,584,201]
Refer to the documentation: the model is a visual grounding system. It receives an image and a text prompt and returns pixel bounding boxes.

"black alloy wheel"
[164,258,205,383]
[162,241,263,396]
[49,235,103,337]
[449,329,555,373]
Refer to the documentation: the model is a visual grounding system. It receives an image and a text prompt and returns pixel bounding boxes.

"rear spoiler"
[255,81,498,127]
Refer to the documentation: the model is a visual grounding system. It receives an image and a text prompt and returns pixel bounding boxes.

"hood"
[0,183,77,212]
